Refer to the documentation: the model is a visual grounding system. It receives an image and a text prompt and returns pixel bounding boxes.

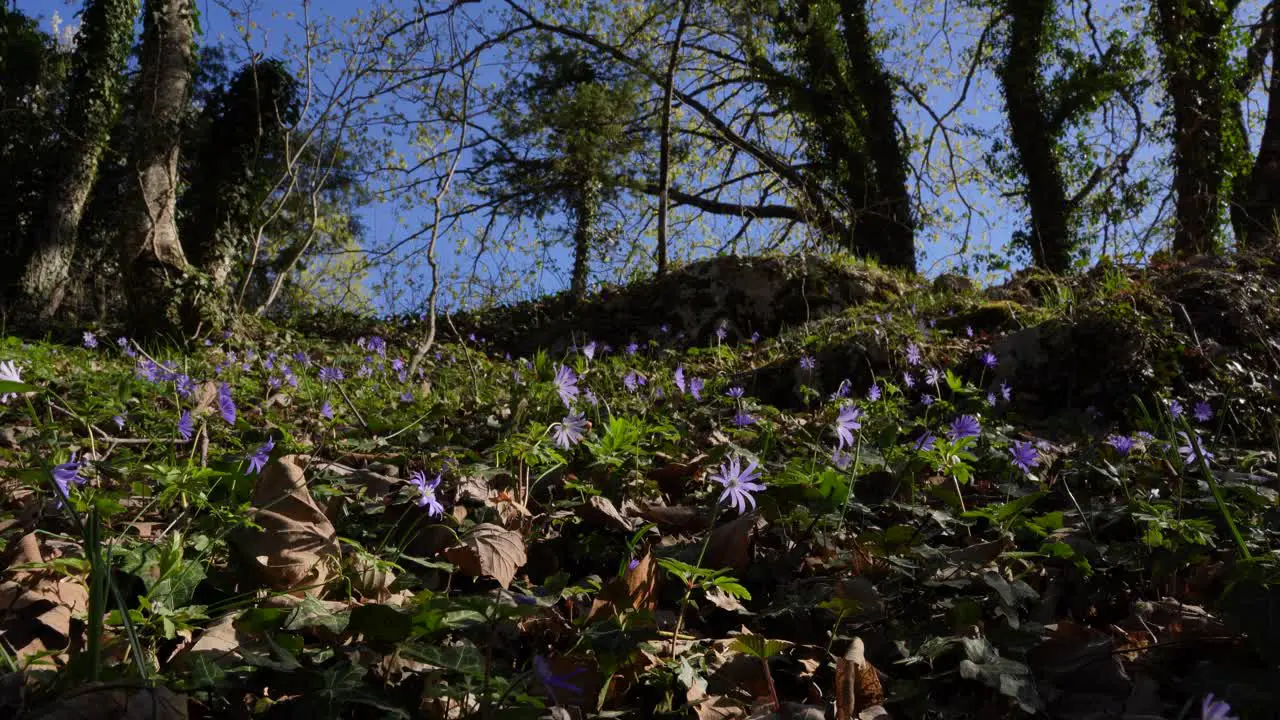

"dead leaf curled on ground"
[587,551,660,622]
[30,685,187,720]
[0,533,88,668]
[835,637,885,720]
[445,523,527,588]
[230,454,340,595]
[706,512,764,571]
[575,495,635,531]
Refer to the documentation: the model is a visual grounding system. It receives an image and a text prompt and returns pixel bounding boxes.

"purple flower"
[999,380,1012,402]
[831,448,853,470]
[626,342,639,355]
[1106,434,1134,456]
[921,394,935,406]
[985,392,997,407]
[726,386,744,398]
[674,366,687,393]
[906,343,921,365]
[1201,693,1237,720]
[1194,401,1213,423]
[82,331,98,349]
[52,454,85,507]
[711,455,766,514]
[715,326,728,341]
[217,383,236,424]
[117,336,136,357]
[320,400,334,420]
[584,389,598,406]
[367,336,386,357]
[689,377,704,401]
[400,390,413,402]
[246,437,275,475]
[914,432,937,451]
[830,379,851,400]
[1178,432,1213,467]
[533,655,584,703]
[554,365,579,408]
[177,410,193,441]
[732,409,755,426]
[948,414,982,441]
[112,414,126,430]
[965,325,974,338]
[1168,399,1184,418]
[623,371,645,392]
[583,341,597,360]
[799,354,816,371]
[925,367,942,385]
[834,405,863,448]
[391,358,405,372]
[552,412,589,449]
[981,351,998,369]
[318,366,344,383]
[628,557,640,570]
[409,471,445,517]
[1010,440,1040,474]
[867,383,882,401]
[751,331,760,344]
[903,371,916,389]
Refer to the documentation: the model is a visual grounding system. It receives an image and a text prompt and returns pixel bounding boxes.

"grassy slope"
[1,253,1279,719]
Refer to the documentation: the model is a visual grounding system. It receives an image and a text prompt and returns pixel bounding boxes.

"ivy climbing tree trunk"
[656,0,690,277]
[571,178,601,302]
[1000,0,1072,273]
[1239,2,1280,248]
[17,0,137,320]
[1154,0,1233,256]
[838,0,916,273]
[118,0,193,331]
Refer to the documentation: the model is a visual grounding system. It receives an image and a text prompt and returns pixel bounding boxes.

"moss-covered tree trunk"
[570,179,600,302]
[17,0,137,320]
[118,0,193,331]
[1001,0,1072,273]
[1154,0,1231,256]
[1239,3,1280,249]
[838,0,916,273]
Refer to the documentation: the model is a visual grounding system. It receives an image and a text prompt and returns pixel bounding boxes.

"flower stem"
[670,502,722,657]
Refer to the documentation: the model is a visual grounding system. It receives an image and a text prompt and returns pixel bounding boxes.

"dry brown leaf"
[191,381,219,416]
[0,533,89,668]
[704,587,749,614]
[835,637,884,719]
[706,512,764,571]
[648,453,709,495]
[587,551,660,622]
[230,455,340,594]
[576,495,635,532]
[692,694,747,720]
[33,685,187,720]
[170,613,251,671]
[455,475,490,504]
[632,502,711,531]
[445,523,527,588]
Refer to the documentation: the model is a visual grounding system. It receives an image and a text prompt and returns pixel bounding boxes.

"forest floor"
[2,251,1280,719]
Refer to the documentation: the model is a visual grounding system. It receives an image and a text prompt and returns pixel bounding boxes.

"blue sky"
[13,0,1275,315]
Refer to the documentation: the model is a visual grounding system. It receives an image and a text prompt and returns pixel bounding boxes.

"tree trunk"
[1154,0,1230,256]
[571,180,600,302]
[118,0,193,331]
[1000,0,1072,273]
[1239,3,1280,248]
[656,0,690,277]
[839,0,916,273]
[16,0,137,320]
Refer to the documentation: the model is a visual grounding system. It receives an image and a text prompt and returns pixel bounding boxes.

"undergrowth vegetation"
[1,258,1279,719]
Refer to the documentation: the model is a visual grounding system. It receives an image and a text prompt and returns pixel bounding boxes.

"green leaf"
[730,634,787,659]
[399,642,486,677]
[0,380,38,396]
